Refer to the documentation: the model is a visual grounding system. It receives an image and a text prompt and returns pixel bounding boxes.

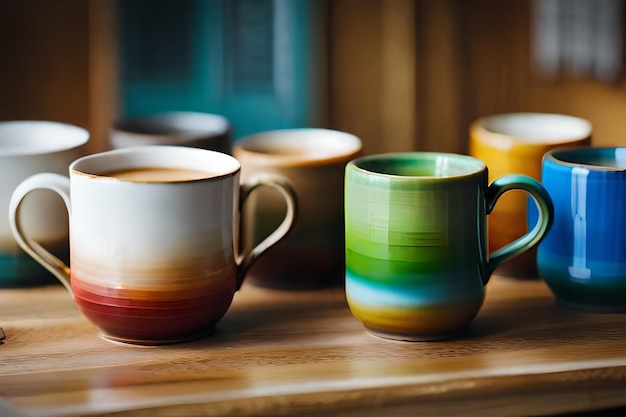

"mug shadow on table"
[161,288,353,350]
[467,295,624,349]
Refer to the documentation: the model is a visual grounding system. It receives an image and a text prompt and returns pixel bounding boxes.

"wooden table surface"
[1,275,626,417]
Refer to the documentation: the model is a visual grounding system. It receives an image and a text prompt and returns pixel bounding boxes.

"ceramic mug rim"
[70,145,241,184]
[234,128,362,167]
[0,120,89,157]
[471,112,592,149]
[545,146,626,172]
[348,152,486,180]
[112,112,231,139]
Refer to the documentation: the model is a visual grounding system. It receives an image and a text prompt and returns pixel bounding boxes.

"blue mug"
[529,147,626,312]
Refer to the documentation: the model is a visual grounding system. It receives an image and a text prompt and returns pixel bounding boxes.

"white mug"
[0,121,89,287]
[9,146,296,345]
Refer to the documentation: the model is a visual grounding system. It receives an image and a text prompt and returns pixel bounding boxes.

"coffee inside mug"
[72,145,239,180]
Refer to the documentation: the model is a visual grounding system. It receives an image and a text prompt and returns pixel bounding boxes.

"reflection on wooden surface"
[1,276,626,417]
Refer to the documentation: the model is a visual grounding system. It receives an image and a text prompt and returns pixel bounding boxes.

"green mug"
[345,152,554,341]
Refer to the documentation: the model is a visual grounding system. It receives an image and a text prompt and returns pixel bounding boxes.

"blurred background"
[1,0,626,155]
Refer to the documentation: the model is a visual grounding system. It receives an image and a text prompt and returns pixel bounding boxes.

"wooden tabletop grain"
[1,275,626,417]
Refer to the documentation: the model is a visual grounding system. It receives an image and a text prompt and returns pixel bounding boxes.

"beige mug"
[234,128,362,290]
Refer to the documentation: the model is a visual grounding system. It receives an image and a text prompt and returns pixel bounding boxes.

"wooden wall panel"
[3,0,626,155]
[88,0,118,153]
[0,0,116,153]
[463,0,532,119]
[527,79,626,146]
[329,0,417,155]
[0,0,90,127]
[330,0,626,155]
[414,0,466,153]
[462,0,626,148]
[380,0,417,153]
[330,0,384,155]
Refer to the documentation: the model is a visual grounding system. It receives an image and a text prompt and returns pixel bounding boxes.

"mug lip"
[112,112,232,139]
[348,152,487,180]
[470,112,592,149]
[70,145,241,183]
[0,120,90,156]
[545,146,626,172]
[233,128,363,167]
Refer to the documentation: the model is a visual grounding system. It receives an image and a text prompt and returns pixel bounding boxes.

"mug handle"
[8,173,73,294]
[235,174,297,289]
[484,173,554,282]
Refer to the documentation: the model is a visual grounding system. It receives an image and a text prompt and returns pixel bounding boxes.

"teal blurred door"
[118,0,327,139]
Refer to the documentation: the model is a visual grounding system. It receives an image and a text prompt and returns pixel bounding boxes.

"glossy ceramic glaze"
[0,121,88,287]
[9,146,296,345]
[110,112,232,154]
[234,128,362,290]
[530,147,626,312]
[345,152,554,341]
[469,113,591,278]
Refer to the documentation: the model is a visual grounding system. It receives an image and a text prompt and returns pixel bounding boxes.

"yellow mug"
[469,113,591,278]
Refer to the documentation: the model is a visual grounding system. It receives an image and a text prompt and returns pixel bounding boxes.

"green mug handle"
[484,174,554,282]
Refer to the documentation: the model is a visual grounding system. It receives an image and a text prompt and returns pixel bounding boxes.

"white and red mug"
[9,146,296,345]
